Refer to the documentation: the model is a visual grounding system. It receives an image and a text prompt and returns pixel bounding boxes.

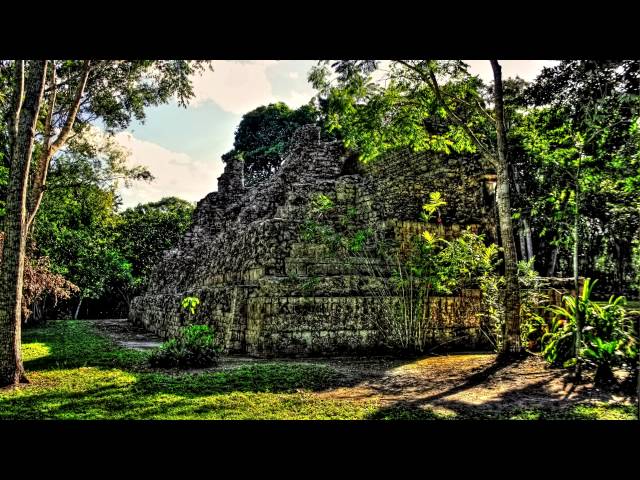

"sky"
[116,60,559,209]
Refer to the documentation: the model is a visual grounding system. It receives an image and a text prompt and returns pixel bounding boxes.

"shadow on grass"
[3,320,376,419]
[10,320,635,420]
[366,370,636,420]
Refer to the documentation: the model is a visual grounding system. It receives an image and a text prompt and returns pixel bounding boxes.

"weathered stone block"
[129,125,496,356]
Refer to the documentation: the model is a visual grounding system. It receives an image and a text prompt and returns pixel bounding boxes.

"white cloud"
[114,132,223,209]
[280,89,313,109]
[288,71,300,79]
[465,60,559,83]
[190,60,280,114]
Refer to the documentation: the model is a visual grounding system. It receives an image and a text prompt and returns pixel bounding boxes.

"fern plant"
[538,278,639,384]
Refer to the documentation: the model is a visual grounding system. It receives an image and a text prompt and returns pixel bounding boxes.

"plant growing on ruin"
[181,296,201,315]
[345,228,373,253]
[310,193,335,216]
[149,324,221,369]
[376,193,501,352]
[300,276,321,292]
[149,296,221,368]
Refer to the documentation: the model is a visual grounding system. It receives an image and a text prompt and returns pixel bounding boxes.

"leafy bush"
[149,296,221,368]
[518,258,551,349]
[385,193,501,352]
[536,278,638,384]
[149,324,221,368]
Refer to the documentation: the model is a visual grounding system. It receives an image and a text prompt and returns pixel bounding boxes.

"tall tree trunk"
[491,60,521,355]
[574,149,583,381]
[518,225,528,262]
[74,297,83,320]
[548,243,559,276]
[523,217,534,261]
[0,61,48,387]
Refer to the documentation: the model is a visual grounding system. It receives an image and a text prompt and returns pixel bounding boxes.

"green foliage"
[517,258,551,349]
[222,102,326,186]
[300,193,340,245]
[117,197,194,287]
[385,193,501,351]
[309,60,488,163]
[149,296,220,369]
[181,296,201,315]
[348,228,373,253]
[300,219,336,244]
[149,324,221,369]
[535,278,639,381]
[34,169,131,304]
[309,193,335,215]
[518,61,640,290]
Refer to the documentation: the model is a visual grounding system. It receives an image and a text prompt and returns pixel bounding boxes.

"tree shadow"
[366,373,635,420]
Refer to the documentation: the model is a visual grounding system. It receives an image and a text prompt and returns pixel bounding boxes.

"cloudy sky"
[116,60,558,209]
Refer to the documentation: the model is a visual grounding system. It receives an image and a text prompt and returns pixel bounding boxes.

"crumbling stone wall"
[129,125,498,355]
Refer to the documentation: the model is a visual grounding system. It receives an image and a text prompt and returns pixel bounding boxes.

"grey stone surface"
[129,125,497,356]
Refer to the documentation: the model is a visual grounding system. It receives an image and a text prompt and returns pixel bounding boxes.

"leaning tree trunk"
[0,61,48,387]
[491,60,521,354]
[74,297,83,320]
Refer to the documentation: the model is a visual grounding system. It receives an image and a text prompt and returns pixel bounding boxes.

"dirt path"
[315,354,635,416]
[85,318,163,350]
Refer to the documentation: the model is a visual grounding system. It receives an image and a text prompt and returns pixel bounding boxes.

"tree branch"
[49,60,92,155]
[27,60,92,230]
[394,59,495,164]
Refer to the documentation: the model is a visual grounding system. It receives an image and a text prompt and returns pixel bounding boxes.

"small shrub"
[309,193,334,215]
[537,278,639,384]
[149,296,221,368]
[149,324,221,368]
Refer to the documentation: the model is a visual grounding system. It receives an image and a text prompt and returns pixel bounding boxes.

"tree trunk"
[491,60,521,355]
[523,217,534,261]
[74,297,83,320]
[548,242,559,276]
[574,150,583,381]
[519,225,527,262]
[0,61,48,387]
[27,60,91,232]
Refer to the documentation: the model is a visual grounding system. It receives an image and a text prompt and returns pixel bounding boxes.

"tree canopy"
[222,102,325,186]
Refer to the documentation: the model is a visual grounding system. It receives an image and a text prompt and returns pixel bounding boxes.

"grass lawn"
[0,320,636,420]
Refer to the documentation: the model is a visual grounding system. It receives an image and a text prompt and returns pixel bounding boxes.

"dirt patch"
[314,354,636,416]
[85,319,163,350]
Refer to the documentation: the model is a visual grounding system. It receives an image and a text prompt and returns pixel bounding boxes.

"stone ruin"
[129,125,500,356]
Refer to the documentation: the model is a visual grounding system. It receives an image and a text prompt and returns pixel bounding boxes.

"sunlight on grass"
[0,321,379,420]
[22,342,51,361]
[0,320,634,420]
[0,365,378,420]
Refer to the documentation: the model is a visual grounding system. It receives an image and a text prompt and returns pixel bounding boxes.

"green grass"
[1,321,378,419]
[0,320,635,420]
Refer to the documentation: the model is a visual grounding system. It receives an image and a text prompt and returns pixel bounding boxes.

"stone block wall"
[129,125,498,356]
